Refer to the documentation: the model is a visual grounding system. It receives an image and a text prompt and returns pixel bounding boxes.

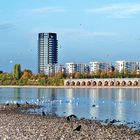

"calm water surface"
[0,88,140,126]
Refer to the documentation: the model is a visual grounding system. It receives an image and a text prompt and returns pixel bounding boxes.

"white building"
[137,62,140,74]
[65,63,77,74]
[89,61,111,73]
[55,64,65,73]
[115,61,138,72]
[44,64,55,76]
[65,63,89,74]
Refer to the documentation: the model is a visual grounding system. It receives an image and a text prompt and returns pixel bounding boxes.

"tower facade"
[38,33,58,74]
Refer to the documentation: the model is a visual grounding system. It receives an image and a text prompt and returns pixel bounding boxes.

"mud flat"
[0,104,140,140]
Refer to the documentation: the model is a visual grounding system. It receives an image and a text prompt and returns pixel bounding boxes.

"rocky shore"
[0,104,140,140]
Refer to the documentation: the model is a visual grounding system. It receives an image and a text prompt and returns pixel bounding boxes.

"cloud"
[0,23,15,30]
[19,7,65,15]
[87,3,140,18]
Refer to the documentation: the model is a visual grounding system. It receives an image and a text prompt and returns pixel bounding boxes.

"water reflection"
[0,88,140,123]
[13,88,21,100]
[65,88,74,115]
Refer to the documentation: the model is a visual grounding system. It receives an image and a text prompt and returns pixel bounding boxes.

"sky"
[0,0,140,72]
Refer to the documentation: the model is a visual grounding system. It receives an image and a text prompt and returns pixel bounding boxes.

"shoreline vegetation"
[0,104,140,139]
[1,64,140,87]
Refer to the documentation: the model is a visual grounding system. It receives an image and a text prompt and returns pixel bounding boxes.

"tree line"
[0,64,64,86]
[0,64,140,86]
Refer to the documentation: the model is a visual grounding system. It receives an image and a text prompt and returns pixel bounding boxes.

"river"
[0,87,140,128]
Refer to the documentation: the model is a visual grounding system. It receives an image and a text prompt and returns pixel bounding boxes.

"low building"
[55,64,65,73]
[116,61,138,72]
[89,61,111,73]
[44,64,55,76]
[65,63,89,74]
[65,63,77,74]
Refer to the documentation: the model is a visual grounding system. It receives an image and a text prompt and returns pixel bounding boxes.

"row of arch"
[66,80,139,86]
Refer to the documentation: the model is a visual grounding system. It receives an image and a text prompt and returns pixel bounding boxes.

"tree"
[55,72,66,79]
[90,72,95,78]
[21,69,32,79]
[130,70,137,78]
[74,72,81,79]
[95,70,101,78]
[13,64,21,80]
[100,71,107,78]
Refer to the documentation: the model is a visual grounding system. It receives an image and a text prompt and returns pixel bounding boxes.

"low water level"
[0,88,140,127]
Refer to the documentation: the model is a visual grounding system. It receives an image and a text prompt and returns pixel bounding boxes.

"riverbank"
[0,104,140,139]
[1,85,140,89]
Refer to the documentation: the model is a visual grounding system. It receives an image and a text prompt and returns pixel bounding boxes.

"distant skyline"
[0,0,140,73]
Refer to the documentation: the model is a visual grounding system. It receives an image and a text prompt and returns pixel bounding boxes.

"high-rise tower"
[38,33,58,74]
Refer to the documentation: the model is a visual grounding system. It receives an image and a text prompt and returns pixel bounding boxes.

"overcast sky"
[0,0,140,72]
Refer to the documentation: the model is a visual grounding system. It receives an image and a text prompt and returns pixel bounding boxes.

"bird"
[68,114,77,119]
[73,125,81,131]
[42,111,46,116]
[16,103,20,107]
[26,101,29,105]
[66,116,70,122]
[6,103,9,106]
[92,104,96,107]
[110,119,117,124]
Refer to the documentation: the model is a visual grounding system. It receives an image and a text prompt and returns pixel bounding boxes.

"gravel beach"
[0,104,140,140]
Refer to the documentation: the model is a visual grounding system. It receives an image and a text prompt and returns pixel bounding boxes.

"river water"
[0,88,140,128]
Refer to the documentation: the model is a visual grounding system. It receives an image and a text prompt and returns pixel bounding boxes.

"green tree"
[13,64,21,80]
[55,72,66,79]
[90,72,95,78]
[95,70,101,78]
[100,71,107,78]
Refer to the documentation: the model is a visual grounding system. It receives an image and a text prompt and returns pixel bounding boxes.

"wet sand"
[0,104,140,139]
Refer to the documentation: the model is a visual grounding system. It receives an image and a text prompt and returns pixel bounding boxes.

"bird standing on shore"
[26,101,29,105]
[16,103,20,107]
[73,125,81,131]
[66,116,70,122]
[42,111,46,116]
[68,114,77,119]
